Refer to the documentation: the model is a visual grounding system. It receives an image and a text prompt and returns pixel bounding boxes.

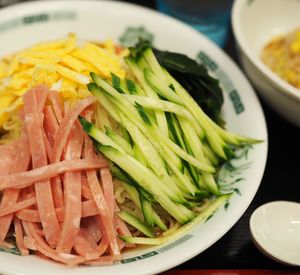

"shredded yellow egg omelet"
[0,33,128,143]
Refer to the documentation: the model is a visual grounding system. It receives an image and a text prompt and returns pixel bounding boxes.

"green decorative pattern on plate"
[0,11,76,33]
[120,234,193,264]
[197,51,245,114]
[119,26,154,47]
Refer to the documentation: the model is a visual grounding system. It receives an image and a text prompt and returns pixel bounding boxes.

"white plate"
[0,1,268,274]
[250,201,300,266]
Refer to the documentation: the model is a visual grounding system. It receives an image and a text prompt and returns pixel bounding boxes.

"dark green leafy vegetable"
[130,40,225,126]
[153,50,224,126]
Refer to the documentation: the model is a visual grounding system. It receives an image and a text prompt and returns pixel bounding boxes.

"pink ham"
[48,90,63,123]
[43,105,64,208]
[84,133,120,258]
[51,97,95,163]
[0,131,31,242]
[0,159,106,190]
[23,88,61,248]
[0,197,37,217]
[16,199,99,223]
[56,123,84,253]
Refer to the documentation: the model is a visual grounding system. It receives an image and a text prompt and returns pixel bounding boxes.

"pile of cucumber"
[79,46,259,244]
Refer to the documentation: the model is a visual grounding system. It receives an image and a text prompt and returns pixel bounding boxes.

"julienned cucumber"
[119,193,231,245]
[79,43,261,240]
[97,144,195,224]
[117,210,154,238]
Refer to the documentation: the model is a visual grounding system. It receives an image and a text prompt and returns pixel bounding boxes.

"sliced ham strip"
[0,141,17,175]
[16,200,99,223]
[23,236,37,251]
[43,132,53,161]
[43,105,65,208]
[0,85,135,264]
[0,197,37,217]
[56,124,84,253]
[22,220,85,266]
[51,97,95,163]
[35,84,49,113]
[73,232,100,261]
[43,105,59,147]
[23,88,61,248]
[13,217,29,256]
[0,240,15,249]
[85,134,120,258]
[100,167,115,218]
[48,90,63,123]
[81,176,93,200]
[81,216,102,245]
[0,159,107,190]
[0,131,30,242]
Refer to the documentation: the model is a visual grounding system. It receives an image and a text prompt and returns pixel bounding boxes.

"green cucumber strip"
[105,126,133,156]
[140,194,155,227]
[91,73,215,173]
[123,94,203,137]
[162,69,229,159]
[156,129,215,173]
[126,57,169,136]
[167,113,186,150]
[120,180,166,231]
[120,193,232,245]
[144,68,182,105]
[78,116,124,152]
[116,115,187,203]
[126,79,138,94]
[133,143,147,166]
[111,73,125,94]
[161,146,199,195]
[117,210,154,238]
[163,68,261,152]
[134,102,152,125]
[120,114,165,179]
[152,210,168,231]
[119,236,162,245]
[98,144,195,224]
[202,173,219,196]
[143,47,169,86]
[91,87,184,183]
[177,116,219,194]
[121,181,142,210]
[202,142,220,166]
[178,117,206,160]
[94,104,112,131]
[87,82,121,123]
[112,166,154,203]
[117,125,132,145]
[132,134,186,202]
[167,114,199,186]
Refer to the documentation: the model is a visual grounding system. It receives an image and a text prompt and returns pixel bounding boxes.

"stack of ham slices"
[0,85,133,265]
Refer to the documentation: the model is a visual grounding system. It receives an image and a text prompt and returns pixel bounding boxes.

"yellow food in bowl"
[261,28,300,90]
[0,33,128,144]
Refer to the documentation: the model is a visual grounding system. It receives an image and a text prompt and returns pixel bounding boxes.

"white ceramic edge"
[232,0,300,102]
[250,201,300,266]
[0,1,268,274]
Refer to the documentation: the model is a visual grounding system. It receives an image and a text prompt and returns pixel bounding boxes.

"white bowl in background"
[232,0,300,127]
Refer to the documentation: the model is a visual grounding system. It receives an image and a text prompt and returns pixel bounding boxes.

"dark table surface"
[0,0,299,272]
